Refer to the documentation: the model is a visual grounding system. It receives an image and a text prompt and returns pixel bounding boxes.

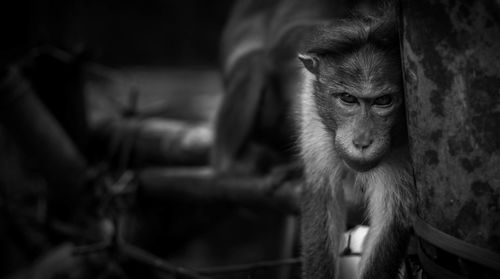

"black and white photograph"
[0,0,499,278]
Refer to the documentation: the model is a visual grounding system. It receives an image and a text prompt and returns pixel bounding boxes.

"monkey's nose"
[353,138,373,150]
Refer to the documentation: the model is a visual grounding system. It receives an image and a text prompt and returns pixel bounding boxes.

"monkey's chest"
[340,171,368,226]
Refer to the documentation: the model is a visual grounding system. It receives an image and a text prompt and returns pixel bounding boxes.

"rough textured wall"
[401,0,500,251]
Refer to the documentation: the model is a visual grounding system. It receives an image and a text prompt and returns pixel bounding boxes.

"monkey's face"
[304,47,406,172]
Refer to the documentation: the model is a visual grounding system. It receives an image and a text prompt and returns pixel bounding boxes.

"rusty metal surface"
[401,0,500,251]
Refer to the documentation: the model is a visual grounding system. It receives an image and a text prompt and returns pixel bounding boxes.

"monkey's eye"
[338,93,358,105]
[374,95,393,107]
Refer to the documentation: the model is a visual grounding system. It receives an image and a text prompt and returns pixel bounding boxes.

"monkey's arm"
[301,177,346,279]
[360,216,412,279]
[359,164,415,279]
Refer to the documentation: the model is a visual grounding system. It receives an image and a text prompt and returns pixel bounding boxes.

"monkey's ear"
[298,53,319,75]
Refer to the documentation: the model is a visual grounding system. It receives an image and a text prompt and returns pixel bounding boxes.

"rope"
[414,216,500,272]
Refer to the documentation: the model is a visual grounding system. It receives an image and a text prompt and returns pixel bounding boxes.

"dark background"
[0,1,302,279]
[0,0,233,67]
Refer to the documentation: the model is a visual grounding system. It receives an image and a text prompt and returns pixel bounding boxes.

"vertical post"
[401,0,500,258]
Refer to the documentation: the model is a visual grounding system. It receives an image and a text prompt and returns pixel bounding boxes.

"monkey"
[212,0,364,175]
[297,7,416,279]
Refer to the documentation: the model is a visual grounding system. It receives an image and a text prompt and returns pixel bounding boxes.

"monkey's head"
[299,15,407,172]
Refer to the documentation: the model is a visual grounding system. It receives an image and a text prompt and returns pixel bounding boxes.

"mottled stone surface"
[401,0,500,251]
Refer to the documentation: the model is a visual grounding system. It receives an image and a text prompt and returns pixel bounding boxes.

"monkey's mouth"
[343,158,380,172]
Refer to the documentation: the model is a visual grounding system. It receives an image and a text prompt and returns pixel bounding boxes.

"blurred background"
[0,0,304,278]
[1,0,231,66]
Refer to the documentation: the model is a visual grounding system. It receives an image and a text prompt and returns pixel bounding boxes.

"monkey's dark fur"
[298,6,416,279]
